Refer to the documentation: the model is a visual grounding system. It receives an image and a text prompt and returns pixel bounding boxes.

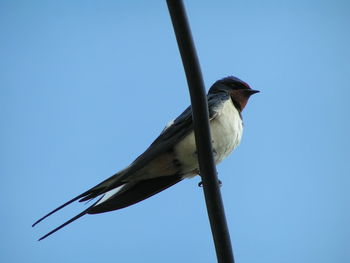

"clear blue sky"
[1,1,349,262]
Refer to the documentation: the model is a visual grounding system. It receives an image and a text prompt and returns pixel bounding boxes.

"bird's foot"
[198,179,222,187]
[218,179,222,187]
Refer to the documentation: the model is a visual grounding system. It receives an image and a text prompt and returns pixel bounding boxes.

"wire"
[166,1,235,262]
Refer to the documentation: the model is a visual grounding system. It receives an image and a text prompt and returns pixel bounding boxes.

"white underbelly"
[174,99,243,176]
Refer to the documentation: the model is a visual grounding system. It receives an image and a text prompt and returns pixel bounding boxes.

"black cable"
[166,1,235,262]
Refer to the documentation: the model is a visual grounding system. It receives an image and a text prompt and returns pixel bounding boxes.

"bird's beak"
[247,89,260,95]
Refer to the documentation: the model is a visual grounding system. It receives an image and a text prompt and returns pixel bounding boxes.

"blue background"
[1,1,349,262]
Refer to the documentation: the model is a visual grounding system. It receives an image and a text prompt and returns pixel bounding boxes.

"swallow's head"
[209,76,259,111]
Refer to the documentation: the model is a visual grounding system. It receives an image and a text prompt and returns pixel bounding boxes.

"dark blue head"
[209,76,259,111]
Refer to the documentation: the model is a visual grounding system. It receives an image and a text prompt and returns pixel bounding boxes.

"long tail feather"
[32,192,90,227]
[33,173,125,227]
[35,175,183,240]
[37,198,101,241]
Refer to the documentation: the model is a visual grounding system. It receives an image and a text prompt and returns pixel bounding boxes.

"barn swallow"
[33,76,259,240]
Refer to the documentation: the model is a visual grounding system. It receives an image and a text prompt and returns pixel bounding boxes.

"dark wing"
[80,94,229,214]
[74,92,228,203]
[87,175,183,214]
[33,92,229,240]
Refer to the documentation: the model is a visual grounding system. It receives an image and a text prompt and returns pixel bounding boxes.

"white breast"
[174,99,243,177]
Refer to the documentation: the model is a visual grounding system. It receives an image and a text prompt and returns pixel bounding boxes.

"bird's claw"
[198,179,222,187]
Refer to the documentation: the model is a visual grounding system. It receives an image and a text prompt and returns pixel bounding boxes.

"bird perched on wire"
[33,76,259,240]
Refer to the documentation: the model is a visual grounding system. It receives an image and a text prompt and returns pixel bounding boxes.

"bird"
[32,76,259,240]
